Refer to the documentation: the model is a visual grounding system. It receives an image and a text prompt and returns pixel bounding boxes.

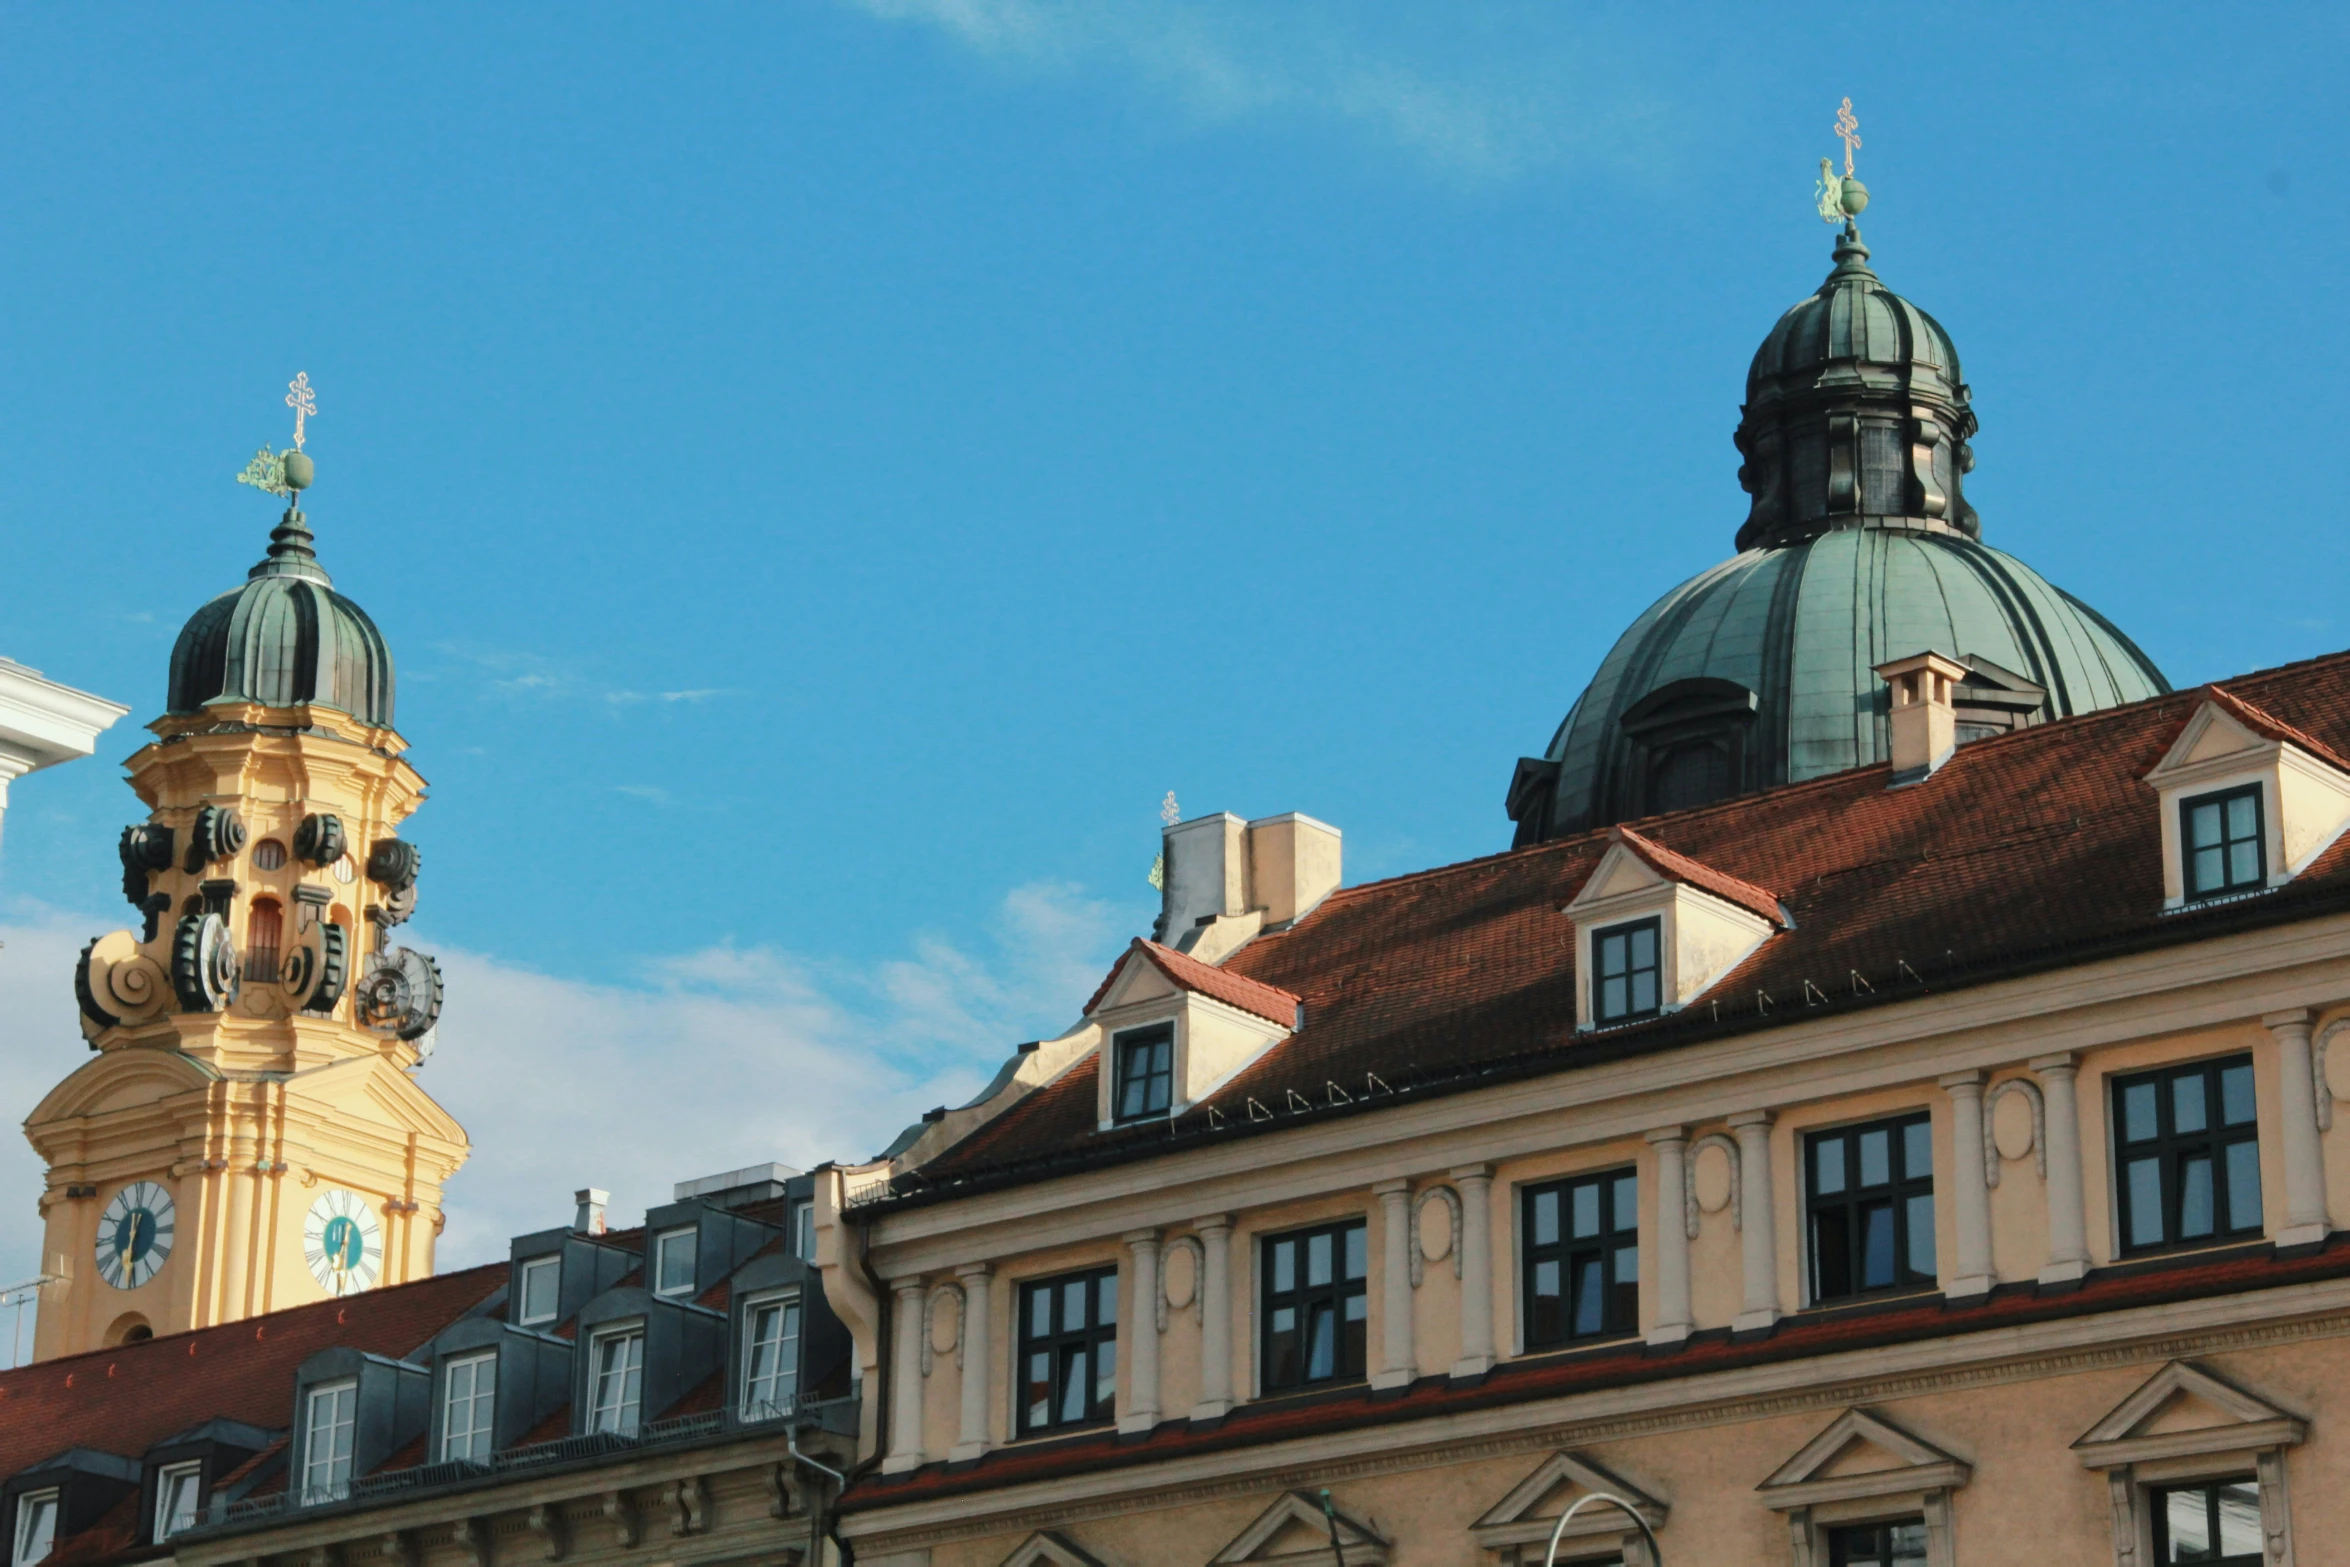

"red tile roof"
[2187,684,2350,775]
[902,649,2350,1195]
[1084,939,1301,1029]
[1587,825,1788,925]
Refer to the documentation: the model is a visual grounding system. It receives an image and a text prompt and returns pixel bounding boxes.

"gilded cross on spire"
[1834,97,1861,177]
[1814,97,1871,226]
[286,372,318,451]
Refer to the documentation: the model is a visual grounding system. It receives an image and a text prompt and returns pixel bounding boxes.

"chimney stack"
[573,1187,608,1235]
[1157,810,1342,950]
[1875,651,1970,786]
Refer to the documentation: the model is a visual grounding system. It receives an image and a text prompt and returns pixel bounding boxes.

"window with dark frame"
[2114,1056,2263,1254]
[1592,918,1661,1025]
[2182,784,2265,900]
[1522,1168,1639,1349]
[2151,1480,2262,1565]
[1825,1519,1928,1566]
[1807,1113,1936,1303]
[1260,1220,1367,1393]
[1112,1025,1174,1123]
[1017,1268,1119,1436]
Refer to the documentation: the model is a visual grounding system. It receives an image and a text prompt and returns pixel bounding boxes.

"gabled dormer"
[2143,686,2350,909]
[1562,827,1787,1030]
[1085,940,1300,1129]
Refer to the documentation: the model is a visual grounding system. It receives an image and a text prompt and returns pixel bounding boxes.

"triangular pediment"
[1758,1408,1970,1511]
[999,1532,1109,1567]
[2071,1361,2307,1471]
[1472,1450,1666,1550]
[26,1049,215,1128]
[1578,842,1666,904]
[1094,951,1178,1013]
[1211,1492,1387,1565]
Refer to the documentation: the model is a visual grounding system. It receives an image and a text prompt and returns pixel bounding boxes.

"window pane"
[1268,1307,1297,1388]
[2180,1154,2215,1238]
[1858,1129,1890,1187]
[2123,1082,2160,1143]
[1611,1245,1639,1329]
[1062,1278,1088,1330]
[1118,1071,1143,1119]
[1612,1175,1638,1233]
[2229,839,2260,885]
[1307,1232,1332,1287]
[1341,1295,1367,1376]
[2128,1158,2166,1247]
[2220,1063,2257,1126]
[1902,1120,1932,1182]
[1600,934,1626,978]
[2165,1488,2213,1559]
[2189,800,2220,849]
[1059,1347,1089,1424]
[2226,1140,2263,1232]
[1630,924,1655,967]
[2226,791,2257,840]
[1629,968,1657,1014]
[1601,975,1627,1018]
[1533,1189,1559,1246]
[1905,1193,1936,1278]
[1094,1335,1117,1413]
[1572,1257,1604,1336]
[1343,1225,1366,1281]
[1861,1202,1896,1288]
[1533,1259,1560,1299]
[1306,1302,1335,1380]
[1097,1271,1119,1326]
[1815,1138,1846,1196]
[1813,1208,1851,1299]
[2192,844,2224,893]
[520,1257,558,1322]
[1272,1240,1295,1294]
[1571,1182,1599,1238]
[1025,1352,1051,1428]
[657,1230,697,1294]
[2173,1073,2208,1135]
[2216,1483,2261,1557]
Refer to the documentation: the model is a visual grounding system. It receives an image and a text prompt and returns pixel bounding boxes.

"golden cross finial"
[286,372,318,451]
[1834,97,1861,178]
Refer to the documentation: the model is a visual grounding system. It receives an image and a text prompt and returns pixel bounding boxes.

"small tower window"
[1591,918,1661,1024]
[2182,785,2265,900]
[253,839,288,871]
[1112,1025,1174,1123]
[247,900,284,985]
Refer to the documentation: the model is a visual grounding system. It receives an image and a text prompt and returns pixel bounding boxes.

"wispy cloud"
[845,0,1673,185]
[612,783,671,803]
[424,645,746,713]
[0,882,1142,1287]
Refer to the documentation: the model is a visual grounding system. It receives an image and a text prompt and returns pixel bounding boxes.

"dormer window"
[153,1462,201,1541]
[2183,786,2264,901]
[1592,918,1662,1024]
[517,1255,558,1325]
[653,1227,698,1296]
[1112,1025,1174,1123]
[740,1293,801,1421]
[440,1351,498,1462]
[300,1379,357,1504]
[11,1491,56,1567]
[588,1326,645,1435]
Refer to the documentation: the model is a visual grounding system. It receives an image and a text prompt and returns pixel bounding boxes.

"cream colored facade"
[26,696,467,1358]
[819,848,2350,1564]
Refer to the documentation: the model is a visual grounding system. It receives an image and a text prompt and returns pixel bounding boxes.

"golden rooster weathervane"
[1814,97,1870,225]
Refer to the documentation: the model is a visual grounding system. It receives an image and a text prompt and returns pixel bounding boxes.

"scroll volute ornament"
[75,931,169,1030]
[294,813,347,867]
[282,921,351,1015]
[367,838,421,891]
[183,805,248,872]
[170,911,240,1012]
[359,946,443,1042]
[117,823,174,906]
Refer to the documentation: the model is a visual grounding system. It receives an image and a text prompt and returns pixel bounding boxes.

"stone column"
[2032,1052,2091,1284]
[1939,1071,1995,1298]
[1645,1127,1694,1345]
[2264,1009,2332,1247]
[883,1278,927,1473]
[1192,1214,1234,1421]
[1119,1231,1161,1435]
[950,1263,991,1463]
[1369,1180,1415,1390]
[1450,1164,1496,1377]
[1729,1111,1779,1332]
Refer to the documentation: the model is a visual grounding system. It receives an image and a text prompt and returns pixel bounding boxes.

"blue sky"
[1,3,2345,1277]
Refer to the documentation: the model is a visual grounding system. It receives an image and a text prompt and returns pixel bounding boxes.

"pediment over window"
[2070,1360,2306,1471]
[2143,687,2350,907]
[1210,1492,1387,1565]
[998,1532,1111,1567]
[1562,827,1786,1030]
[1083,940,1299,1126]
[1470,1450,1666,1563]
[1757,1407,1971,1510]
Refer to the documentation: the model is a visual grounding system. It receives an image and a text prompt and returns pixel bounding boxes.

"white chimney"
[573,1187,608,1235]
[1157,810,1342,950]
[1875,651,1970,786]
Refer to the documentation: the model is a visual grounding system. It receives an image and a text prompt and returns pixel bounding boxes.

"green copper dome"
[1506,224,2167,845]
[167,509,396,727]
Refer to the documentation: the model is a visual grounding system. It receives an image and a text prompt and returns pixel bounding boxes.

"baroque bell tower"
[24,380,469,1359]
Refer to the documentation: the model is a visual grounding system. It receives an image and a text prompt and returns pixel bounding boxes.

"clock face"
[96,1180,176,1289]
[303,1189,384,1297]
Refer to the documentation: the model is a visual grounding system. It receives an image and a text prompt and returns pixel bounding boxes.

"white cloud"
[845,0,1672,185]
[0,881,1143,1304]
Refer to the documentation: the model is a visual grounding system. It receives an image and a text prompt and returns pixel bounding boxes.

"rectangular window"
[300,1379,358,1504]
[2115,1056,2263,1254]
[2152,1480,2262,1565]
[517,1255,560,1325]
[1592,918,1662,1024]
[10,1491,56,1567]
[1260,1221,1368,1393]
[1017,1268,1118,1435]
[2182,784,2265,900]
[1112,1025,1174,1123]
[588,1327,646,1435]
[440,1351,498,1462]
[1808,1113,1936,1303]
[654,1228,698,1296]
[154,1461,203,1541]
[1826,1519,1927,1566]
[1522,1168,1639,1349]
[741,1293,803,1421]
[793,1202,816,1262]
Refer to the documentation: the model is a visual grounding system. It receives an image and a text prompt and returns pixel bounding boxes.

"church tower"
[24,385,468,1359]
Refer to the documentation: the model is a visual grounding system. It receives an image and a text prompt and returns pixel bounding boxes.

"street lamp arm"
[1543,1491,1663,1567]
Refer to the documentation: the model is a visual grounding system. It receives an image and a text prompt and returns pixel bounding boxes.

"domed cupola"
[167,496,395,727]
[1505,139,2169,848]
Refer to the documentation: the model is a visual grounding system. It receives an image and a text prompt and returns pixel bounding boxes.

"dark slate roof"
[897,648,2350,1201]
[167,512,394,727]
